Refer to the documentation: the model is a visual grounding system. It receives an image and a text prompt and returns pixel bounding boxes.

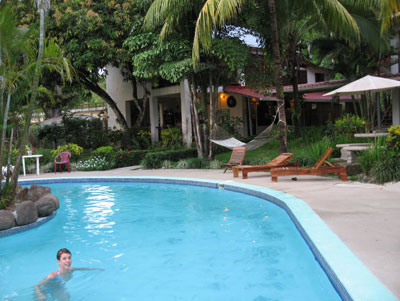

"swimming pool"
[0,177,395,300]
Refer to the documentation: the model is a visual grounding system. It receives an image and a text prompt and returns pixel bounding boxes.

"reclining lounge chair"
[232,153,298,179]
[222,146,246,173]
[270,148,348,182]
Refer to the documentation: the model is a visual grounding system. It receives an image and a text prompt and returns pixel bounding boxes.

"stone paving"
[21,167,400,298]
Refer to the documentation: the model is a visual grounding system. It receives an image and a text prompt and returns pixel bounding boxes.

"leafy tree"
[140,3,251,158]
[145,0,398,152]
[0,2,72,204]
[44,0,141,129]
[9,0,154,130]
[311,2,394,124]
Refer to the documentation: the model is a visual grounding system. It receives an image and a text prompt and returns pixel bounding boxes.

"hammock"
[210,121,277,151]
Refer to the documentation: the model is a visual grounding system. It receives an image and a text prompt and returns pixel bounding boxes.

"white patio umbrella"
[323,75,400,96]
[323,75,400,129]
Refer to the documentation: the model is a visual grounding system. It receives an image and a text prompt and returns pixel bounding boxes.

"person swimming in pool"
[35,248,103,300]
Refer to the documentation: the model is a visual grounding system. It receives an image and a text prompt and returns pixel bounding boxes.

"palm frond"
[342,0,400,33]
[144,0,193,31]
[314,0,360,45]
[193,0,244,67]
[37,85,55,104]
[352,13,390,52]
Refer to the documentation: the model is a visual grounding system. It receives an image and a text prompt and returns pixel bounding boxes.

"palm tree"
[145,0,399,152]
[0,5,30,178]
[1,1,72,203]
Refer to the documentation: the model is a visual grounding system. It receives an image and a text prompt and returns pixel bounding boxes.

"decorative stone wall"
[0,185,59,231]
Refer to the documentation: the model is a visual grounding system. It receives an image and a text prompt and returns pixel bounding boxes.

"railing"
[69,102,107,113]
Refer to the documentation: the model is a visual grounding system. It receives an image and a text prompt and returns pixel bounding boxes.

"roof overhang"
[224,79,353,102]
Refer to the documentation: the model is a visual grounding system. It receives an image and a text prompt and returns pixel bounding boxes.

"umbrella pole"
[377,93,381,129]
[368,92,374,131]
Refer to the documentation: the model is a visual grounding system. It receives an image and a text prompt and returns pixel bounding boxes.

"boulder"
[36,194,59,217]
[0,210,15,230]
[25,185,51,202]
[15,201,38,226]
[17,187,30,202]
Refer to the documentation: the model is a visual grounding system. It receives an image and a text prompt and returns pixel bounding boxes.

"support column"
[393,88,400,125]
[180,79,192,146]
[149,94,159,144]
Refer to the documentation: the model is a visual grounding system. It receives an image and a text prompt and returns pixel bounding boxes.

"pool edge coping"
[0,211,56,237]
[10,176,397,301]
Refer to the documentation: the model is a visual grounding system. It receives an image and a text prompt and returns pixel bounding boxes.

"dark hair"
[57,248,71,260]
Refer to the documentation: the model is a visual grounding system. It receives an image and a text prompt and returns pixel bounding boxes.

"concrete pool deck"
[21,167,400,299]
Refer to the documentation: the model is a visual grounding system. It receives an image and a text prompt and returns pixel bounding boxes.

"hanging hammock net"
[210,101,284,152]
[210,121,277,151]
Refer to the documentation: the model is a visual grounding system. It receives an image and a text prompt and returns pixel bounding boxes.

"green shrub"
[37,124,64,148]
[334,114,366,136]
[217,110,243,134]
[0,184,11,209]
[357,144,386,175]
[33,148,53,165]
[175,160,189,169]
[175,157,208,169]
[94,146,113,153]
[141,148,197,169]
[370,154,400,183]
[38,116,103,149]
[289,126,325,144]
[92,146,114,161]
[185,157,208,169]
[161,160,173,169]
[387,125,400,152]
[112,150,149,168]
[131,129,152,150]
[62,116,103,149]
[161,128,184,149]
[51,144,83,157]
[208,160,221,169]
[310,137,333,162]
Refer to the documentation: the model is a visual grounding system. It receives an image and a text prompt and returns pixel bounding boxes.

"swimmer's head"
[57,248,71,260]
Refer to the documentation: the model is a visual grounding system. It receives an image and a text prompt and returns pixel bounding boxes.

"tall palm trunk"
[0,91,12,175]
[268,0,287,153]
[188,75,204,158]
[208,71,217,160]
[7,0,48,201]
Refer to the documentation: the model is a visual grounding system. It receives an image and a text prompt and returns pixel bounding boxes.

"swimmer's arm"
[35,272,57,300]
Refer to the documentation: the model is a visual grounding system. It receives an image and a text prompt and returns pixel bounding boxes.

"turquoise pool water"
[0,181,341,300]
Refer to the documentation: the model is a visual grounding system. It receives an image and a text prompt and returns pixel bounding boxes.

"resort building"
[105,48,400,145]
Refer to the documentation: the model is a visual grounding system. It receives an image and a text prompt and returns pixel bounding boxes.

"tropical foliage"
[0,2,72,205]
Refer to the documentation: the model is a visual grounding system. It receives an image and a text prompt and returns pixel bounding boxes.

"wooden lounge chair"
[222,146,246,173]
[232,153,298,179]
[270,148,348,182]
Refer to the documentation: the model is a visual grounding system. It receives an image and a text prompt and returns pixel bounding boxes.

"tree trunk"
[78,71,129,130]
[0,91,11,198]
[208,72,216,160]
[199,85,209,156]
[267,0,287,153]
[0,91,11,172]
[188,75,204,158]
[132,81,149,127]
[287,45,301,137]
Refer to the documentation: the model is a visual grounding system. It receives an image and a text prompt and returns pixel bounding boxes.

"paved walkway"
[22,168,400,298]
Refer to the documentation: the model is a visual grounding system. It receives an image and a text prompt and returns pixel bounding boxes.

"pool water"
[0,182,341,300]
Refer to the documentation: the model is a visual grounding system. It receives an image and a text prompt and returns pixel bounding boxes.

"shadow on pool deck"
[21,167,400,298]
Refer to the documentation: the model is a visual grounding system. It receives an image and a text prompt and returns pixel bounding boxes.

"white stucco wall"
[218,94,247,136]
[105,65,133,129]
